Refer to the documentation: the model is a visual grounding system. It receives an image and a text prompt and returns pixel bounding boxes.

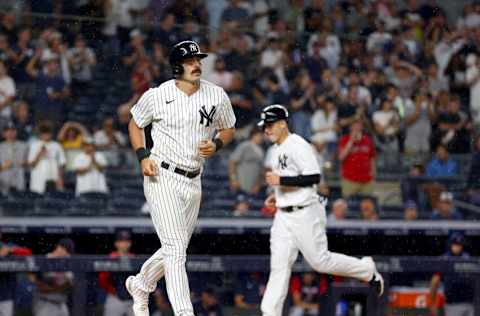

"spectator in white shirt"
[311,96,337,146]
[466,54,480,126]
[73,137,108,196]
[0,60,16,123]
[28,122,66,194]
[366,20,392,53]
[0,122,28,194]
[94,117,127,167]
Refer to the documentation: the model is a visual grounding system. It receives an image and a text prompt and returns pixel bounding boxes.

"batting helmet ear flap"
[172,64,183,76]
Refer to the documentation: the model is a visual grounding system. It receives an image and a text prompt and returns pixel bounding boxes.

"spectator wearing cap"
[429,234,474,316]
[426,144,458,178]
[193,287,223,316]
[99,230,135,316]
[0,122,28,194]
[73,137,108,197]
[26,49,70,126]
[327,198,348,222]
[431,192,462,220]
[338,120,376,197]
[229,127,265,195]
[28,121,66,194]
[66,35,96,98]
[0,234,32,316]
[403,200,418,221]
[0,60,15,124]
[30,238,75,316]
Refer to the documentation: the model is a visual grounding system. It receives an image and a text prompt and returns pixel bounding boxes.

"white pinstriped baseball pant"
[132,157,201,316]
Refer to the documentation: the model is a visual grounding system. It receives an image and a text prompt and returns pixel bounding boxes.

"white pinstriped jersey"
[130,79,236,170]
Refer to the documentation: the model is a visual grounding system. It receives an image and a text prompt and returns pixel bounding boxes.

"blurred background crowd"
[0,0,479,221]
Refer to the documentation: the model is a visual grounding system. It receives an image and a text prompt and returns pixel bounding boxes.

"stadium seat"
[34,197,70,216]
[107,197,143,216]
[0,198,35,216]
[66,199,107,216]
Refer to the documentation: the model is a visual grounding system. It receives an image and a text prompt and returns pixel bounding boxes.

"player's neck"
[175,78,200,96]
[277,130,289,145]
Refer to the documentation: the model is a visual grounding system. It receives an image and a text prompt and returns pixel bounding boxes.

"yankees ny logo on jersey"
[278,154,288,169]
[199,105,216,127]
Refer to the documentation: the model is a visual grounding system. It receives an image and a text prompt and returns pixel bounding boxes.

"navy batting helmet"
[257,104,289,127]
[169,40,208,76]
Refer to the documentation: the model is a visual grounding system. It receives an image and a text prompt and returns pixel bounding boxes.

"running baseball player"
[126,40,236,316]
[258,105,383,316]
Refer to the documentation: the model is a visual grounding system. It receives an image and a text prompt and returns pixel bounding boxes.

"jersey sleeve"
[293,139,321,175]
[130,89,154,128]
[214,89,236,129]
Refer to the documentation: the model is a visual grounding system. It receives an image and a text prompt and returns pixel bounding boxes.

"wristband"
[213,138,224,152]
[136,147,150,162]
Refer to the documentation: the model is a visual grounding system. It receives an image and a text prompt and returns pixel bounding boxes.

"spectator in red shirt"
[98,230,135,316]
[338,120,376,197]
[289,272,328,316]
[0,234,32,316]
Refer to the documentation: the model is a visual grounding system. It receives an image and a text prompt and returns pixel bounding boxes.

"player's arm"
[128,119,158,176]
[198,127,235,158]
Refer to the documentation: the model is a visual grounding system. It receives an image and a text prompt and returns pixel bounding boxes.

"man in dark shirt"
[430,96,471,154]
[429,234,474,316]
[234,272,265,310]
[193,288,223,316]
[337,85,364,134]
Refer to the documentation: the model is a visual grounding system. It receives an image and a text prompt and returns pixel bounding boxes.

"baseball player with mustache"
[126,40,236,316]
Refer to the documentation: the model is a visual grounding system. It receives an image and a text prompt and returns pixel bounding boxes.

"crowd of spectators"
[0,0,479,220]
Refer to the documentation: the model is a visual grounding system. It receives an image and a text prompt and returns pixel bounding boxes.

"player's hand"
[198,140,216,158]
[264,194,276,208]
[265,171,280,186]
[141,158,158,176]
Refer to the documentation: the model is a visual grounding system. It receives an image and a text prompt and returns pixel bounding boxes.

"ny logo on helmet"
[180,47,188,56]
[190,44,198,52]
[199,105,216,127]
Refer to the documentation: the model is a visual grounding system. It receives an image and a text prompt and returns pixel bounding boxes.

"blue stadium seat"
[107,198,143,216]
[0,198,35,216]
[66,199,107,216]
[34,197,69,216]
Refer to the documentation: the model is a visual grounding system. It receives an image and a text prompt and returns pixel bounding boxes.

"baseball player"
[258,105,384,316]
[126,40,236,316]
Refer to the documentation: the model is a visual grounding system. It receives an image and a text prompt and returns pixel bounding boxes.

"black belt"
[160,161,200,179]
[281,205,307,213]
[281,197,328,213]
